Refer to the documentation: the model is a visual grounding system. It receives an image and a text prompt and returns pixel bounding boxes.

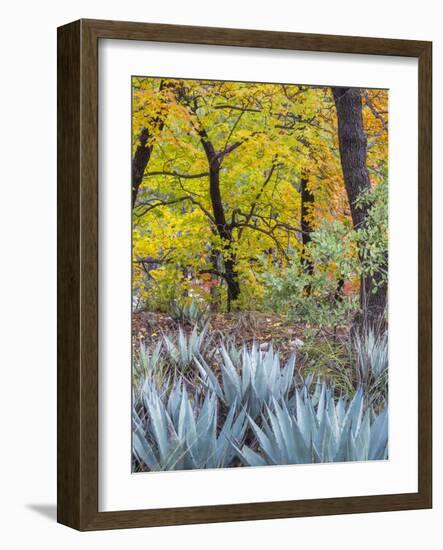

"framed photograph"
[57,19,432,530]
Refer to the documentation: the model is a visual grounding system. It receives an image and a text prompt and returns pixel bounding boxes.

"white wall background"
[0,0,440,547]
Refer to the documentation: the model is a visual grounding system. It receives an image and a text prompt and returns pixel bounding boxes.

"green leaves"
[261,220,360,328]
[355,176,388,291]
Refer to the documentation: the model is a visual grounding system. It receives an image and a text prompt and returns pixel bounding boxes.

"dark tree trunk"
[300,177,314,293]
[359,256,387,325]
[224,257,241,310]
[132,81,169,208]
[132,128,154,208]
[199,129,240,309]
[132,116,167,208]
[332,87,372,229]
[332,87,387,325]
[208,245,222,311]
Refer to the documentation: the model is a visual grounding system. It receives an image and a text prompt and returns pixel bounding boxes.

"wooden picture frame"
[57,19,432,530]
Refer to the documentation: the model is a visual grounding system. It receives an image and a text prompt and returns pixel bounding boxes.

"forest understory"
[132,306,388,472]
[131,78,389,472]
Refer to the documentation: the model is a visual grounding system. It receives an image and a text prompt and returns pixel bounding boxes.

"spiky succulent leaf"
[237,389,388,466]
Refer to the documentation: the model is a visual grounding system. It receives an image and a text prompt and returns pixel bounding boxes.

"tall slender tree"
[332,87,387,324]
[300,176,314,294]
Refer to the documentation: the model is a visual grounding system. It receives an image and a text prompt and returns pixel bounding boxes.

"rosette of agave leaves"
[133,331,388,471]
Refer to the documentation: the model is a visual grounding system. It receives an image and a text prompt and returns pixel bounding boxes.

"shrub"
[355,176,388,294]
[261,220,360,328]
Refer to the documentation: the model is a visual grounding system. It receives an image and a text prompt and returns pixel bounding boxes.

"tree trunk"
[199,129,240,309]
[300,177,314,294]
[132,128,154,207]
[332,87,387,325]
[224,257,241,310]
[132,81,168,208]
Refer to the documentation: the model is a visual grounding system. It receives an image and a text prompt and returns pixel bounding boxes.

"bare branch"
[144,170,209,179]
[215,131,263,162]
[135,195,215,224]
[363,91,388,132]
[237,162,278,238]
[213,104,261,113]
[233,222,290,261]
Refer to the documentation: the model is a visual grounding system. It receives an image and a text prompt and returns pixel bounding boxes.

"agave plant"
[194,342,296,418]
[163,324,213,370]
[133,340,164,384]
[235,385,388,466]
[353,329,388,407]
[133,383,248,471]
[170,299,209,327]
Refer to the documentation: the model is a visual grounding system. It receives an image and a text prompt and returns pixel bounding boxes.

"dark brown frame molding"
[57,19,432,530]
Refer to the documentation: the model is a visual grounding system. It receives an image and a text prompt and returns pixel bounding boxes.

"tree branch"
[363,91,388,132]
[213,104,261,113]
[237,162,278,238]
[135,195,216,224]
[233,222,290,260]
[215,131,263,163]
[144,170,209,179]
[198,268,228,281]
